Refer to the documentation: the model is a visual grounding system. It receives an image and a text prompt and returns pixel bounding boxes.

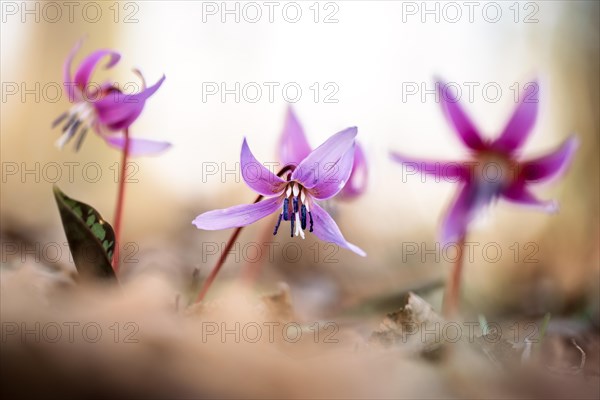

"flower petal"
[104,136,172,157]
[279,106,312,166]
[309,202,366,256]
[241,138,287,196]
[74,49,121,93]
[338,143,368,200]
[438,80,485,150]
[63,40,83,102]
[502,183,558,213]
[95,75,165,131]
[520,136,579,182]
[291,127,357,189]
[493,81,539,152]
[308,144,355,200]
[390,151,469,183]
[440,183,478,244]
[192,196,282,230]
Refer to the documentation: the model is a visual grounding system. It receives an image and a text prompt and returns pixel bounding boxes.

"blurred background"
[1,0,598,319]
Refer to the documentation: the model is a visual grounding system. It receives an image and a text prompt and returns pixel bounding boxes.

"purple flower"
[391,80,578,243]
[193,128,366,256]
[53,40,171,156]
[279,107,368,200]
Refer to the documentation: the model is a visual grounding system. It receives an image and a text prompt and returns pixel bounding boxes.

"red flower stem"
[195,193,263,303]
[112,128,130,273]
[195,164,296,303]
[443,234,466,317]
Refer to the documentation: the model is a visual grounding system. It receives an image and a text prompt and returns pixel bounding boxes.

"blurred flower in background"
[57,39,170,156]
[391,79,579,244]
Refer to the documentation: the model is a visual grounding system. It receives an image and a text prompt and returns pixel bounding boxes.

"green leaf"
[53,185,117,280]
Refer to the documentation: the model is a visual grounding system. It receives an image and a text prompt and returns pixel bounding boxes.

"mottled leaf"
[53,185,116,280]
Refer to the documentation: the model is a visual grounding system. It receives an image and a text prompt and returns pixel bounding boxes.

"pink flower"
[53,40,170,156]
[391,79,578,243]
[193,128,366,256]
[279,107,368,200]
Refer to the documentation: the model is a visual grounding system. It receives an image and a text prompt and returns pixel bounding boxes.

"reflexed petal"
[74,49,121,92]
[95,75,165,131]
[105,136,171,157]
[310,202,366,256]
[279,106,312,166]
[520,136,579,182]
[338,143,368,200]
[440,183,478,244]
[493,80,539,153]
[192,196,282,230]
[63,40,83,102]
[241,138,287,196]
[308,144,355,200]
[437,80,485,150]
[390,151,469,183]
[502,183,558,213]
[291,127,357,189]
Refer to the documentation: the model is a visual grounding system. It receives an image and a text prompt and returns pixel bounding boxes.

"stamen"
[290,213,295,237]
[300,205,307,230]
[293,197,298,213]
[53,102,98,152]
[62,115,77,132]
[282,198,289,221]
[74,128,88,152]
[52,112,68,128]
[66,120,81,145]
[300,189,306,203]
[70,120,82,135]
[293,183,299,197]
[308,211,314,232]
[273,213,283,235]
[55,119,81,149]
[286,185,292,197]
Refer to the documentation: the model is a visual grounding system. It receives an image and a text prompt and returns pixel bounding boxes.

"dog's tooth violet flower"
[391,79,578,243]
[279,107,368,200]
[53,40,170,155]
[193,128,366,256]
